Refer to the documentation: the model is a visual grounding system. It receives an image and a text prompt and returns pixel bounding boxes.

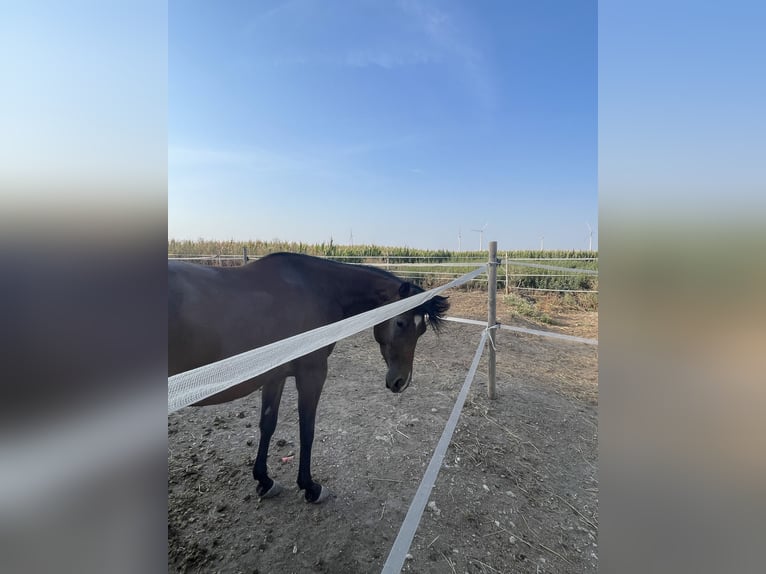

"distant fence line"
[168,254,598,262]
[167,254,598,295]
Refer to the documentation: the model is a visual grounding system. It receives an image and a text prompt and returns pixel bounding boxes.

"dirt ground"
[168,292,598,573]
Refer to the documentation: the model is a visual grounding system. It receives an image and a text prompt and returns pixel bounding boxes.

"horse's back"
[168,261,229,375]
[168,258,338,377]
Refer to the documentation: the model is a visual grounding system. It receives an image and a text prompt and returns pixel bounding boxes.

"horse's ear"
[398,282,411,298]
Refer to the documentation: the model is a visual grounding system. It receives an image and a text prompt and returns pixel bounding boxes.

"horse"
[168,252,449,503]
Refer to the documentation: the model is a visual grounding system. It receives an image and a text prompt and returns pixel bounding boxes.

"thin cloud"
[243,0,444,72]
[398,0,495,108]
[244,0,307,32]
[344,49,436,69]
[333,133,421,157]
[168,145,317,173]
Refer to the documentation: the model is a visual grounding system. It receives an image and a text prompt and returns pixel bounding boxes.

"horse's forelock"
[397,280,449,332]
[421,295,450,332]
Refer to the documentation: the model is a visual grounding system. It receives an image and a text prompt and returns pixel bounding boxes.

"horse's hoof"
[309,485,331,504]
[259,480,283,500]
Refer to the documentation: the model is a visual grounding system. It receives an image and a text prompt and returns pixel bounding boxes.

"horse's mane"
[411,287,450,332]
[346,261,451,331]
[262,253,450,330]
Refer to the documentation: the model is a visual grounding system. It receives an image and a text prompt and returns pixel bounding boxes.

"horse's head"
[373,282,449,393]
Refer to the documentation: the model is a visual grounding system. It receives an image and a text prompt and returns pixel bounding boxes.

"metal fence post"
[488,241,498,399]
[243,247,248,264]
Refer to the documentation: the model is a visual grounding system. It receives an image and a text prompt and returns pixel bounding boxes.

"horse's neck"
[323,264,400,318]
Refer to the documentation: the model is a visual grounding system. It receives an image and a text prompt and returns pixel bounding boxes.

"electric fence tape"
[168,264,488,414]
[444,316,598,346]
[504,259,599,275]
[380,329,489,574]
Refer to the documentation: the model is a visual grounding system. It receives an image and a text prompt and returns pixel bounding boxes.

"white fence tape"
[168,257,488,268]
[168,265,488,414]
[366,262,487,268]
[443,316,598,346]
[381,330,488,574]
[504,259,599,275]
[514,287,598,294]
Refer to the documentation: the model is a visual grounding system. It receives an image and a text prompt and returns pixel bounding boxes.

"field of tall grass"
[168,239,598,295]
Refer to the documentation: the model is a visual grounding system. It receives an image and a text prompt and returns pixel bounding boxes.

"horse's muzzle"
[386,374,411,393]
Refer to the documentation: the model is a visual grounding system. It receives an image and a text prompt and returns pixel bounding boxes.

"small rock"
[237,411,246,418]
[509,536,517,544]
[482,484,490,492]
[427,501,441,516]
[292,544,298,554]
[246,439,253,446]
[494,520,500,527]
[405,553,413,561]
[430,408,438,413]
[245,422,252,428]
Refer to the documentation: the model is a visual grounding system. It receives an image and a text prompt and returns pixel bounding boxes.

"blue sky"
[169,0,597,251]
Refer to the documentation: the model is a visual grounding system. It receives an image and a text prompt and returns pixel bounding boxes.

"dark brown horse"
[168,252,449,503]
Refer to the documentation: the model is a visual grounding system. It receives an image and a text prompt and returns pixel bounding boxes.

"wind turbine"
[585,223,593,251]
[349,228,354,246]
[471,223,488,251]
[539,235,544,251]
[458,227,462,251]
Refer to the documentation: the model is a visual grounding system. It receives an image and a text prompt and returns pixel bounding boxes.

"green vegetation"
[168,238,461,262]
[168,239,598,294]
[169,239,595,262]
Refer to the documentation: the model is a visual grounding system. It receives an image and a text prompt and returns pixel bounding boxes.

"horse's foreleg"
[253,379,285,499]
[295,363,330,503]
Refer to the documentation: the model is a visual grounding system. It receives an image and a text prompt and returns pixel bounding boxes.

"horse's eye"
[396,319,405,329]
